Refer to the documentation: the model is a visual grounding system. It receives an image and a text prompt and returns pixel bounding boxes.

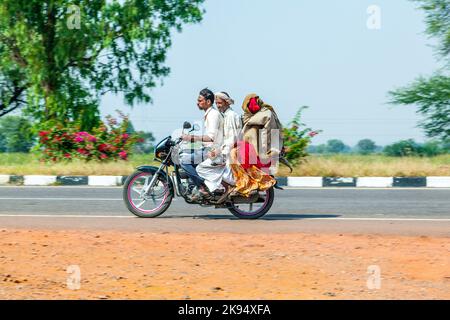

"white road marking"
[0,214,449,222]
[0,214,133,218]
[0,186,122,189]
[283,187,450,190]
[1,186,450,190]
[0,197,178,201]
[312,217,450,222]
[0,197,122,201]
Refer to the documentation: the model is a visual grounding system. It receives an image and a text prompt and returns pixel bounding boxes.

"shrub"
[282,106,321,163]
[36,112,142,162]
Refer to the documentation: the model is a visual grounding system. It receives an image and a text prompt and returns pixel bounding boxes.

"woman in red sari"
[229,140,276,197]
[228,94,283,197]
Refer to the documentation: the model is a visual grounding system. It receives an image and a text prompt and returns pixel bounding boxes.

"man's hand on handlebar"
[181,134,214,143]
[181,134,192,142]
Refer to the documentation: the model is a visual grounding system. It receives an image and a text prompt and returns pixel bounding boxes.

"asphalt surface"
[0,186,449,236]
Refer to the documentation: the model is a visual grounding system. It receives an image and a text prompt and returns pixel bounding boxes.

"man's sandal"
[216,187,235,204]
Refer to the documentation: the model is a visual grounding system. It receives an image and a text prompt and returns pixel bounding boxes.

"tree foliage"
[383,139,448,157]
[356,139,377,155]
[389,74,450,140]
[388,0,450,141]
[0,0,205,130]
[325,139,347,154]
[134,131,155,154]
[0,115,35,152]
[413,0,450,59]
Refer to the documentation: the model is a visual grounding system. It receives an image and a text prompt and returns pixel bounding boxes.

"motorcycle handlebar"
[170,137,183,146]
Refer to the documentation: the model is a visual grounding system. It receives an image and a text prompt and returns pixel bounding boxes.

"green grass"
[0,153,449,177]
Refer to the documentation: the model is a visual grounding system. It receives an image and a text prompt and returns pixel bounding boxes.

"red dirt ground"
[0,229,448,300]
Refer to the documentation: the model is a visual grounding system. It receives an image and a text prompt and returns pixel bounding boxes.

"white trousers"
[196,158,235,192]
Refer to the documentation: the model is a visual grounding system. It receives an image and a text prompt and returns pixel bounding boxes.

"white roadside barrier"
[356,177,393,188]
[287,177,323,187]
[427,177,450,188]
[0,175,449,187]
[24,175,57,186]
[0,175,10,185]
[88,176,123,186]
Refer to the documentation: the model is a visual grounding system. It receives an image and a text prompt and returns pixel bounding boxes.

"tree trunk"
[42,0,58,121]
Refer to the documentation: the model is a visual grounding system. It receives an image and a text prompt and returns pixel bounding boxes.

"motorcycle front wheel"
[227,187,274,220]
[123,171,173,218]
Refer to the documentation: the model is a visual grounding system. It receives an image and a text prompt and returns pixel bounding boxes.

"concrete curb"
[0,175,450,188]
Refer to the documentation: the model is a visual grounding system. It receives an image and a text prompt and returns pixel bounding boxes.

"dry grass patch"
[0,153,449,177]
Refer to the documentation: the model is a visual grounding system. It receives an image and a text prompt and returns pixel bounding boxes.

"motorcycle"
[123,121,283,219]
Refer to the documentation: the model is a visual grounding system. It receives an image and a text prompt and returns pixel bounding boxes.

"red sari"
[230,141,276,197]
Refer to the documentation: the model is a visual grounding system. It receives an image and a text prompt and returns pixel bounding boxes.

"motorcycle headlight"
[156,151,167,159]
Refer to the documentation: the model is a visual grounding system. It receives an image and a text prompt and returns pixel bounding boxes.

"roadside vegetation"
[1,153,448,177]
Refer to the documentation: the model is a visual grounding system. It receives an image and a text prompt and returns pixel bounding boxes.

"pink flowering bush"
[282,106,322,164]
[37,112,143,162]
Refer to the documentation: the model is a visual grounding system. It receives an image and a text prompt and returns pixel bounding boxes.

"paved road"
[0,186,449,236]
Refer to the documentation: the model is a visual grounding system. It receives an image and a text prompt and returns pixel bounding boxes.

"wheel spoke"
[132,187,142,195]
[143,175,150,187]
[136,200,146,208]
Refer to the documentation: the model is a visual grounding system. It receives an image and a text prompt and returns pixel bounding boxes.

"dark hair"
[199,88,215,105]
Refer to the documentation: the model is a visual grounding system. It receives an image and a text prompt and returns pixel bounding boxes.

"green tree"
[124,120,155,154]
[383,139,446,157]
[383,139,421,157]
[0,0,204,130]
[356,139,377,155]
[315,144,328,154]
[421,140,444,156]
[326,139,347,154]
[0,131,5,152]
[388,0,450,141]
[389,75,450,140]
[135,131,156,154]
[0,116,35,152]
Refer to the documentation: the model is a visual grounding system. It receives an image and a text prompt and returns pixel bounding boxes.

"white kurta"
[202,107,224,149]
[179,107,223,166]
[197,107,242,192]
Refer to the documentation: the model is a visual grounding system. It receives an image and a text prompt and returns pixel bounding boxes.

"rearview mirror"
[183,121,192,130]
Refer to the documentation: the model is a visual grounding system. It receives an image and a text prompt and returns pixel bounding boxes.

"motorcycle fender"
[136,166,175,197]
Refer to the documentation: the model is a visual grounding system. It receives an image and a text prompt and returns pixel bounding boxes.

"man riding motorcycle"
[180,88,223,198]
[196,91,242,201]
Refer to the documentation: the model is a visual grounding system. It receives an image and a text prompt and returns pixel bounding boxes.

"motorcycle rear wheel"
[227,187,274,220]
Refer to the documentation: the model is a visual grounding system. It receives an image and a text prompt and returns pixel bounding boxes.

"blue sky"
[100,0,443,146]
